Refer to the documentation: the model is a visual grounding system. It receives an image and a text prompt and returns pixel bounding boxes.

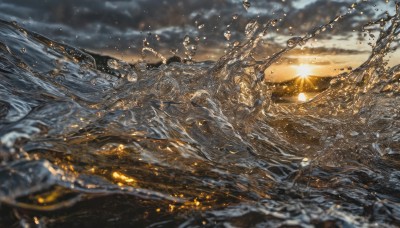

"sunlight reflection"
[298,92,307,102]
[112,171,137,185]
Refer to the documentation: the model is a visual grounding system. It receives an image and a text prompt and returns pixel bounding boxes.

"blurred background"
[0,0,397,81]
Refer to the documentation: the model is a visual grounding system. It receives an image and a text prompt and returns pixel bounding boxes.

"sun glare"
[294,64,313,78]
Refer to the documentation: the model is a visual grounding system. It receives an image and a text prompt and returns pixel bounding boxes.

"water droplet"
[107,59,120,70]
[242,0,250,10]
[232,14,238,20]
[143,38,150,47]
[301,158,310,167]
[286,37,303,48]
[224,31,232,41]
[245,20,258,37]
[271,19,278,27]
[182,35,197,61]
[183,35,190,43]
[198,24,205,29]
[20,48,26,54]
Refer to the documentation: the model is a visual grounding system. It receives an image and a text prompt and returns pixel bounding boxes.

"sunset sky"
[0,0,398,81]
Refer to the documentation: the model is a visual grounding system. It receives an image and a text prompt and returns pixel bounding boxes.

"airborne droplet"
[242,0,250,11]
[224,31,232,41]
[300,158,310,167]
[143,38,150,47]
[286,37,303,48]
[287,40,295,48]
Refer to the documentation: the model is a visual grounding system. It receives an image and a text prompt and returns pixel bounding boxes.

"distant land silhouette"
[268,76,334,102]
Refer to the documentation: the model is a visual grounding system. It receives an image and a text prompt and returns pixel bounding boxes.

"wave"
[0,3,400,226]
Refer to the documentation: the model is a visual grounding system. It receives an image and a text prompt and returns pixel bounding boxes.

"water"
[0,2,400,228]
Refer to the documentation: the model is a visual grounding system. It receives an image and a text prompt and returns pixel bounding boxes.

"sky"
[0,0,398,81]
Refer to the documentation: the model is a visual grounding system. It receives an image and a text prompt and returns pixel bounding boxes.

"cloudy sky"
[0,0,397,80]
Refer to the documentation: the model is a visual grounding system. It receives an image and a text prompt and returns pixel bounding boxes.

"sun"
[294,64,313,78]
[292,64,316,99]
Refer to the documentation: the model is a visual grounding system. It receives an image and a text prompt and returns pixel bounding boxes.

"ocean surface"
[0,1,400,227]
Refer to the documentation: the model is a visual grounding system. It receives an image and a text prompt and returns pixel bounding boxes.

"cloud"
[311,60,333,65]
[290,47,370,55]
[0,0,392,60]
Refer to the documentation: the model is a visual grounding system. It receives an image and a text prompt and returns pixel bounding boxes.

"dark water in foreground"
[0,4,400,227]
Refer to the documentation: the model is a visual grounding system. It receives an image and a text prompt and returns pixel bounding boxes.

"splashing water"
[0,3,400,227]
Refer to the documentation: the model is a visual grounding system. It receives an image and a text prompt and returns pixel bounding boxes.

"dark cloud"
[281,1,375,34]
[275,58,332,66]
[270,57,301,65]
[275,55,354,66]
[256,43,369,60]
[0,0,393,61]
[290,47,370,55]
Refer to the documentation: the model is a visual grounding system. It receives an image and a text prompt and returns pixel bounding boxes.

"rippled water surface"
[1,2,400,227]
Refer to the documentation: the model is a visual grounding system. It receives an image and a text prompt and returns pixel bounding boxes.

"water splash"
[0,2,400,227]
[242,0,251,11]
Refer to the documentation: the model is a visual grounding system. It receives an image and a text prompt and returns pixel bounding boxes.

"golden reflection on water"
[36,189,63,204]
[112,171,137,186]
[165,192,216,212]
[298,92,307,102]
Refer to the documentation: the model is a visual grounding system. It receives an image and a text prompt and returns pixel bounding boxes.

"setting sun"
[294,64,313,78]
